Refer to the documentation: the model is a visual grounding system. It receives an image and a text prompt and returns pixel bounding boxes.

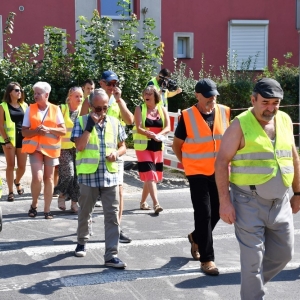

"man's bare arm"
[80,98,90,116]
[215,119,243,224]
[172,137,184,163]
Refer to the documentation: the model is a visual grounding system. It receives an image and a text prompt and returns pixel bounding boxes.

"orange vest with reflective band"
[22,103,62,158]
[181,104,230,176]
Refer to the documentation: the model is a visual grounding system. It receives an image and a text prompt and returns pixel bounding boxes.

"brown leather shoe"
[201,261,219,276]
[188,233,200,260]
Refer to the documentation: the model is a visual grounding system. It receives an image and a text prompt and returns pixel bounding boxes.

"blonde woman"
[0,82,28,201]
[133,85,170,214]
[54,87,83,213]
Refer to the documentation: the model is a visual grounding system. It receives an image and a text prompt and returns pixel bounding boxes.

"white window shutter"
[229,20,269,70]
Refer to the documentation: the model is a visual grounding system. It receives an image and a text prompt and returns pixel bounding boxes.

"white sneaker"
[95,201,102,207]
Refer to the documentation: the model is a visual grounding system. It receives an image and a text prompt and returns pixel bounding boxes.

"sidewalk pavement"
[0,148,137,183]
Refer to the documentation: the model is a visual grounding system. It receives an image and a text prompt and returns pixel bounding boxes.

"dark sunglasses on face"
[93,106,108,112]
[105,81,119,87]
[14,89,22,92]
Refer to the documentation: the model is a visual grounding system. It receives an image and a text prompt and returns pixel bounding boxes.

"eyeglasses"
[104,81,119,87]
[92,106,108,112]
[13,89,22,92]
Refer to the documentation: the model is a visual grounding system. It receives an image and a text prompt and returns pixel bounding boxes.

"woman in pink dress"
[133,85,170,214]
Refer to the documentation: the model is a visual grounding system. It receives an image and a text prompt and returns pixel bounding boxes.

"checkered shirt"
[71,116,127,187]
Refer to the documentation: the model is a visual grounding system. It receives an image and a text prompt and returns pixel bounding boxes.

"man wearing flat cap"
[172,78,230,276]
[215,78,300,299]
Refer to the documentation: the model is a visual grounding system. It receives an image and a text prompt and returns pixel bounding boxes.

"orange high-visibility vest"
[181,104,230,176]
[22,103,62,158]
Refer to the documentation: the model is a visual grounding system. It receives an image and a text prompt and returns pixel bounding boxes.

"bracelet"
[294,192,300,196]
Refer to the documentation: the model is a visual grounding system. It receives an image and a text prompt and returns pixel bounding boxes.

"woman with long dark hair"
[0,82,28,201]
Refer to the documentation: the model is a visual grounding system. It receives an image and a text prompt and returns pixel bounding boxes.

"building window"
[44,28,67,54]
[101,0,133,19]
[228,20,269,70]
[174,32,194,59]
[0,15,3,58]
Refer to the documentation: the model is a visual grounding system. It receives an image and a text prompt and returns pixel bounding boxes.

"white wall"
[75,0,98,39]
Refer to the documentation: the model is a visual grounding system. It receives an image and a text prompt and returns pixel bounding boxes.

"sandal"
[140,202,151,210]
[44,212,54,219]
[14,179,24,195]
[7,192,14,202]
[28,205,37,218]
[71,201,78,213]
[58,195,66,211]
[154,204,163,214]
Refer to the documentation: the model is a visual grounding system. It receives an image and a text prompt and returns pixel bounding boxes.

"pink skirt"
[135,149,163,183]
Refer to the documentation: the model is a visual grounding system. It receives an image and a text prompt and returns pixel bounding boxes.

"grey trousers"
[231,186,294,300]
[77,183,120,261]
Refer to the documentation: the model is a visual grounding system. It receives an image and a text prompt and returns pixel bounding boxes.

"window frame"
[228,20,269,71]
[173,32,194,59]
[100,0,134,20]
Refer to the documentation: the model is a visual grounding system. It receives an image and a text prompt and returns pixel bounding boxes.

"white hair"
[32,81,51,94]
[89,88,109,105]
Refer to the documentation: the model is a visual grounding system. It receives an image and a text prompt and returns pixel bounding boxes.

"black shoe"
[105,257,127,268]
[119,230,132,243]
[75,243,86,257]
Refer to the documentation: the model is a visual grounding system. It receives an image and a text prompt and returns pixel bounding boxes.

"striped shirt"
[71,116,127,187]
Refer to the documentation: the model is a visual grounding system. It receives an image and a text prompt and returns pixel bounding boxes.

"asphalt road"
[0,187,299,300]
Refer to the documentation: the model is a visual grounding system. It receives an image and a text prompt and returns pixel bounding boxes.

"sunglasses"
[13,89,22,92]
[93,106,108,112]
[104,81,119,87]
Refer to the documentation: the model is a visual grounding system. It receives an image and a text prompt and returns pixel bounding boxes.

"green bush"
[260,53,299,128]
[170,51,299,122]
[0,5,163,112]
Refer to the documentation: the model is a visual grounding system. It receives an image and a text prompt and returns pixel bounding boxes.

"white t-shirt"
[22,105,64,127]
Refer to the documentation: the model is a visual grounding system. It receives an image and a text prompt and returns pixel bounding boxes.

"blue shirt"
[71,116,127,187]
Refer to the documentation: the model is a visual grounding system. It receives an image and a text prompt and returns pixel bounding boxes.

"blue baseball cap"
[101,70,119,82]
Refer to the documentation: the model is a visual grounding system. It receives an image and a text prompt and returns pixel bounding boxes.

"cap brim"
[106,77,118,82]
[203,90,219,98]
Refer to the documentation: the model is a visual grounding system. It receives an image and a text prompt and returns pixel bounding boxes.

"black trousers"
[187,174,220,262]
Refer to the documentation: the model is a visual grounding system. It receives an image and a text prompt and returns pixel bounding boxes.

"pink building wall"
[1,1,298,75]
[1,0,75,51]
[161,0,299,75]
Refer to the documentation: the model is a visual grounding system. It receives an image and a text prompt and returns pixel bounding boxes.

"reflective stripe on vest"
[133,103,165,151]
[22,103,62,158]
[0,102,27,147]
[230,109,294,187]
[76,115,119,174]
[181,104,230,176]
